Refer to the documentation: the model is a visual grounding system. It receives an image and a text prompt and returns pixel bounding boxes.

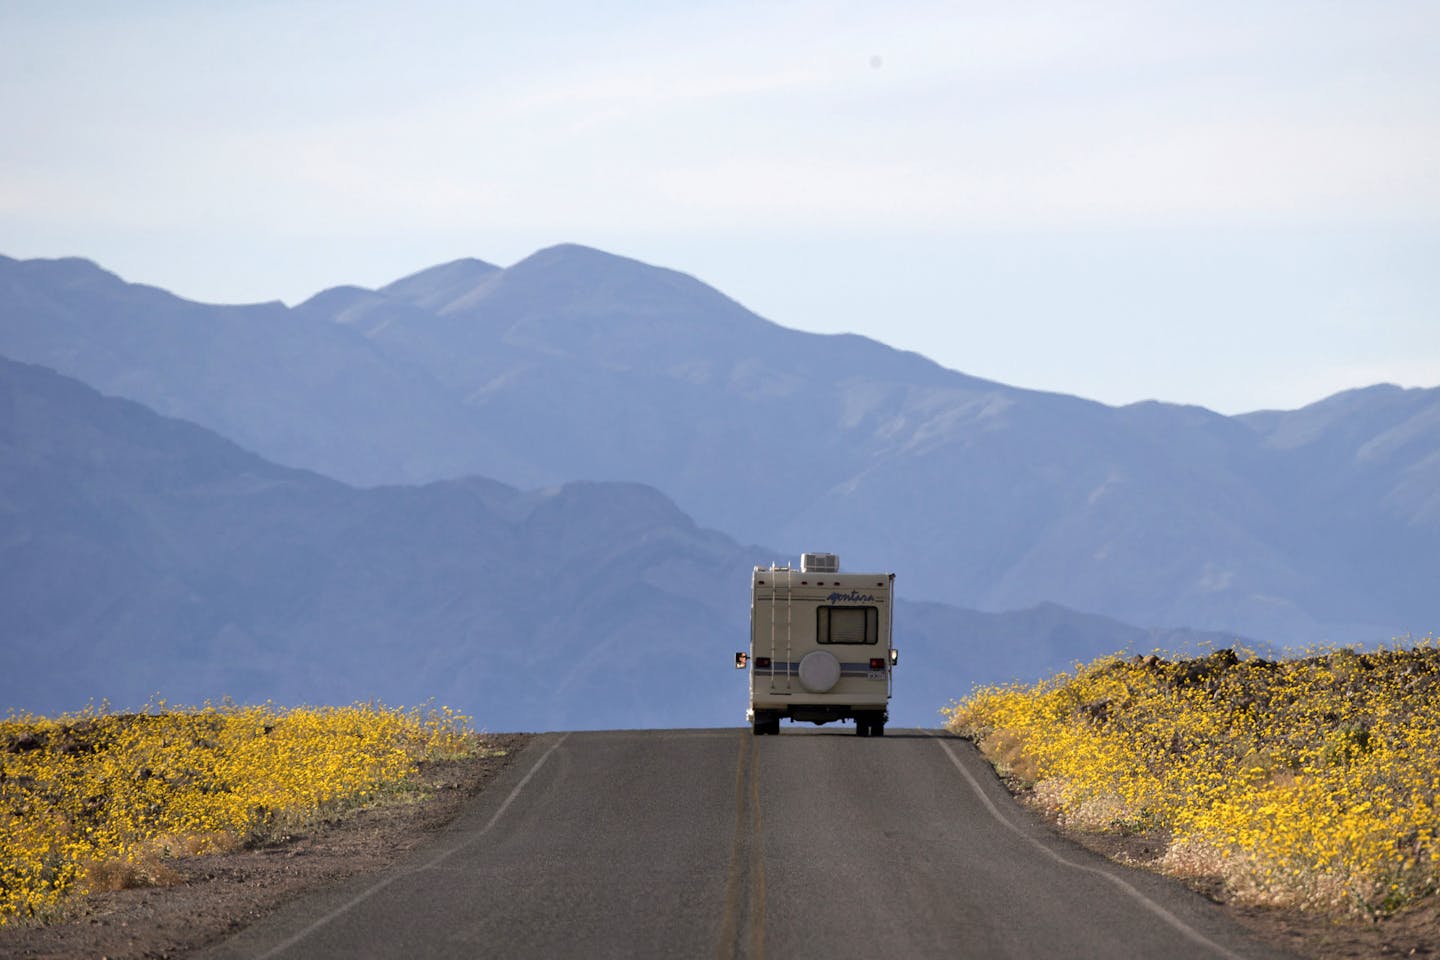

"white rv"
[735,553,898,736]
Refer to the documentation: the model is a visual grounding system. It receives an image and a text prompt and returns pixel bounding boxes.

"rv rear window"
[816,606,878,644]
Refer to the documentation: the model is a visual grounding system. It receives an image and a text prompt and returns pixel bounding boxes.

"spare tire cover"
[798,650,842,693]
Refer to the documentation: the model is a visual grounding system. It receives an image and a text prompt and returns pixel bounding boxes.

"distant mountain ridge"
[0,356,1244,728]
[1,247,1435,647]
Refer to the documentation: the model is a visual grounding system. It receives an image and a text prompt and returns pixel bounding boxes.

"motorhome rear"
[736,553,897,736]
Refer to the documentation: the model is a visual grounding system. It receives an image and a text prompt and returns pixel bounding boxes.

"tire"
[797,650,841,693]
[873,722,886,737]
[855,719,870,737]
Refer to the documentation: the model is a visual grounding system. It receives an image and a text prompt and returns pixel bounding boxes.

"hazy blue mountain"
[306,245,1440,645]
[0,357,1235,728]
[0,254,541,487]
[0,355,740,729]
[1233,384,1440,634]
[2,248,1436,647]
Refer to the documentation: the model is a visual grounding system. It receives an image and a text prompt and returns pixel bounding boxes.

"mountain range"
[0,355,1244,729]
[3,246,1435,653]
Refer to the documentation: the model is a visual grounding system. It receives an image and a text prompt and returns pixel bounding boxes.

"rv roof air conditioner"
[800,552,839,574]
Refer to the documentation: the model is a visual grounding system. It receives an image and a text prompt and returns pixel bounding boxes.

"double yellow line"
[717,732,766,960]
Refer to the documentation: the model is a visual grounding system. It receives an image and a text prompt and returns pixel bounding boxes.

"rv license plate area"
[867,670,885,681]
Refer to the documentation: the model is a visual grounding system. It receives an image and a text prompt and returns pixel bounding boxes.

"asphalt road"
[200,729,1295,960]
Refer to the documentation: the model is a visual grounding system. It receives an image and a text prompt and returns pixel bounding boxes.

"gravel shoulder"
[0,733,531,960]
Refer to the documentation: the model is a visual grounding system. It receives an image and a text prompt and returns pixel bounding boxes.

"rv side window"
[816,606,879,644]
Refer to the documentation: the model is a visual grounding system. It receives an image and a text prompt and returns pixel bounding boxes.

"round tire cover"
[798,650,842,693]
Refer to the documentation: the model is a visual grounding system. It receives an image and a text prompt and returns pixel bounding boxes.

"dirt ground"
[0,733,530,960]
[2,734,1435,959]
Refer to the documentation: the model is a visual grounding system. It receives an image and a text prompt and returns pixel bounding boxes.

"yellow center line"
[716,731,748,959]
[717,732,766,960]
[748,734,766,960]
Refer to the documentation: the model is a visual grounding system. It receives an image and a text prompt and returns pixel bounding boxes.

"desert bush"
[946,642,1440,916]
[0,700,479,923]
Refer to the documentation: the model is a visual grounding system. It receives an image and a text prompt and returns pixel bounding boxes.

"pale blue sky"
[3,1,1437,413]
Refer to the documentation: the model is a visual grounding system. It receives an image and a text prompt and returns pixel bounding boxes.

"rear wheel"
[856,716,884,737]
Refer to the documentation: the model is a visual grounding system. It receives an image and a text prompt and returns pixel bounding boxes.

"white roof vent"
[800,552,839,573]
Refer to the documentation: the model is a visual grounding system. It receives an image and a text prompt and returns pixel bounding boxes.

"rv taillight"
[756,657,772,669]
[869,658,885,670]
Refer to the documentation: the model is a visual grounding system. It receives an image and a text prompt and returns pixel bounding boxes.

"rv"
[735,553,898,736]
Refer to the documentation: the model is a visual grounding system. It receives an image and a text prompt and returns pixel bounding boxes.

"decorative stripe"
[753,662,884,676]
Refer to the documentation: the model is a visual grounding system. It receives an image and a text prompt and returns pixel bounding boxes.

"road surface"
[200,729,1294,959]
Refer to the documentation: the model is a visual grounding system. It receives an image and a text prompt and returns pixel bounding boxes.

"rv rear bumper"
[751,703,888,725]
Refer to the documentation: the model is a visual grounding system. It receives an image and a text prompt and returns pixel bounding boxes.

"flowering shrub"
[0,701,478,923]
[946,643,1440,916]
